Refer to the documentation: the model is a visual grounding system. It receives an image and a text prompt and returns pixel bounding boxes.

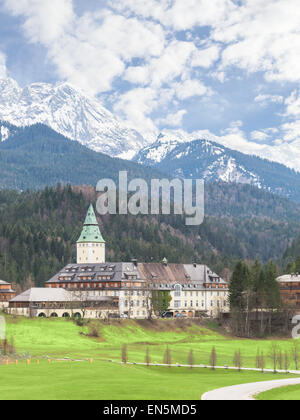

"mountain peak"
[0,77,147,159]
[134,136,300,201]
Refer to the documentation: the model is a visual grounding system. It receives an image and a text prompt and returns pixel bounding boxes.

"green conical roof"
[77,204,105,243]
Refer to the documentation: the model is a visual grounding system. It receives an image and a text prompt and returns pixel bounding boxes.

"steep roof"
[46,262,145,284]
[0,280,10,285]
[77,204,105,243]
[137,263,226,289]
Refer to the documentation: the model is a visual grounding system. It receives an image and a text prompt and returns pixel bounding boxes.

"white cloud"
[3,0,75,44]
[214,0,300,83]
[113,87,159,139]
[191,44,220,68]
[173,79,209,100]
[284,90,300,117]
[254,94,284,105]
[156,109,187,127]
[0,52,7,78]
[5,0,300,172]
[250,130,270,142]
[3,1,166,95]
[112,0,236,31]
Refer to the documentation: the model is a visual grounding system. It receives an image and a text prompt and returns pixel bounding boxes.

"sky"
[1,0,300,170]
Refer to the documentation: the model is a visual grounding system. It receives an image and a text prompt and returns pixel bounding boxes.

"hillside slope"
[0,123,163,190]
[134,134,300,202]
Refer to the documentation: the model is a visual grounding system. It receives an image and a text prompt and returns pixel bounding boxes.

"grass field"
[1,360,297,400]
[256,384,300,400]
[1,315,300,400]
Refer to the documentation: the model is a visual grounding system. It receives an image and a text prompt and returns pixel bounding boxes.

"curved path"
[202,377,300,400]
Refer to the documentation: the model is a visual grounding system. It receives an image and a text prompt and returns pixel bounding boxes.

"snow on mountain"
[133,133,300,199]
[0,125,9,142]
[0,78,146,159]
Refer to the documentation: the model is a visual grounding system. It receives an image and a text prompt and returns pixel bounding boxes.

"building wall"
[170,288,229,318]
[6,307,119,319]
[77,243,105,264]
[75,288,150,319]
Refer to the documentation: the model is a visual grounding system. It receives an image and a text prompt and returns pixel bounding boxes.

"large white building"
[8,204,229,319]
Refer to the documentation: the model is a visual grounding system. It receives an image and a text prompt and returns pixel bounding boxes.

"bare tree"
[277,349,283,371]
[284,351,290,374]
[233,349,242,372]
[163,347,172,368]
[291,341,299,371]
[145,347,150,367]
[256,349,260,370]
[269,343,278,374]
[188,350,194,369]
[210,346,217,370]
[260,351,265,373]
[122,344,128,364]
[78,290,88,319]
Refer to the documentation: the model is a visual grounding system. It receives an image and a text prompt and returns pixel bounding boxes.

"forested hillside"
[0,185,299,292]
[0,123,163,190]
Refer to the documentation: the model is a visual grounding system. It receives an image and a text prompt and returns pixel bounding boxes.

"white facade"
[169,287,229,318]
[77,242,105,264]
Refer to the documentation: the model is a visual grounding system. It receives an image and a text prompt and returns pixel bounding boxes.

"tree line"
[229,260,294,337]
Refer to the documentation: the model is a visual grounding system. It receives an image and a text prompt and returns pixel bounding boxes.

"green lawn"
[0,360,297,400]
[256,384,300,401]
[4,316,300,369]
[1,315,300,400]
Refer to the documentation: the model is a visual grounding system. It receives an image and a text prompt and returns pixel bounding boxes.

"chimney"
[131,259,138,267]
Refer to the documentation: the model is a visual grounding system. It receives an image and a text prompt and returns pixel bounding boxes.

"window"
[174,284,182,297]
[174,301,180,308]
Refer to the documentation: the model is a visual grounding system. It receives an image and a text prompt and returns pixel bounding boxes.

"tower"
[76,204,105,264]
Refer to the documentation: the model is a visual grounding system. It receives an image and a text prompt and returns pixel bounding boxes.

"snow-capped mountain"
[0,78,146,159]
[134,133,300,201]
[0,121,19,142]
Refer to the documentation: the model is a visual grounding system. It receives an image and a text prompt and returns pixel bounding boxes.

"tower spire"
[76,204,105,264]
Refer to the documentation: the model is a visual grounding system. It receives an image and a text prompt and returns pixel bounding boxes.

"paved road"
[202,377,300,400]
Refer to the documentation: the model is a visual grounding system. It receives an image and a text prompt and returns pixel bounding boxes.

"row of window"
[124,290,146,296]
[174,300,228,308]
[78,243,104,247]
[124,300,147,307]
[175,290,228,297]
